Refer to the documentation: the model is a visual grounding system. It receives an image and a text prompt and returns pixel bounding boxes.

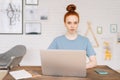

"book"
[9,69,32,79]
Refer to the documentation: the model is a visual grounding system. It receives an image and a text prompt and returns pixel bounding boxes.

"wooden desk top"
[3,65,120,80]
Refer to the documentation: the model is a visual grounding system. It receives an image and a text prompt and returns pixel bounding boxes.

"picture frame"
[25,0,39,5]
[0,0,23,34]
[117,32,120,43]
[110,24,117,33]
[25,22,41,35]
[97,26,102,34]
[24,7,49,21]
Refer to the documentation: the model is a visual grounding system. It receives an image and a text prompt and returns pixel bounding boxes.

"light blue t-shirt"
[48,35,96,57]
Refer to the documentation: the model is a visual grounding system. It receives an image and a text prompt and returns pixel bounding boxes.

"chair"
[0,45,26,69]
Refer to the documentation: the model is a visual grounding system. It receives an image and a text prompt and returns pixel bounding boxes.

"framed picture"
[97,26,102,34]
[117,32,120,43]
[110,24,117,33]
[25,22,41,35]
[24,7,49,21]
[0,0,23,34]
[25,0,39,5]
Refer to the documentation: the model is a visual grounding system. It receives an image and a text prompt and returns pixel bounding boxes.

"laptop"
[40,50,86,77]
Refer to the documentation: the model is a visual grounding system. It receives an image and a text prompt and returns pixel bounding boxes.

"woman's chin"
[69,31,76,34]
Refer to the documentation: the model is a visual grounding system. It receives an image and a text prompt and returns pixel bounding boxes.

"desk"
[3,65,120,80]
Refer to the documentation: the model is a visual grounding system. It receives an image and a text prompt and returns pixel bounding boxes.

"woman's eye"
[74,22,78,24]
[67,22,71,24]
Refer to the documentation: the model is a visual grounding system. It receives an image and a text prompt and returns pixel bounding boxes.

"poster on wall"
[97,26,102,34]
[110,24,117,33]
[0,0,23,34]
[25,0,39,5]
[24,7,48,21]
[25,22,41,35]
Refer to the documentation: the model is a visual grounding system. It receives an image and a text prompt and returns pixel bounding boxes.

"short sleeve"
[86,38,96,57]
[48,39,57,49]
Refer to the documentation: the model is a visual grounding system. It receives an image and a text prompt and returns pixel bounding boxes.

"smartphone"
[94,69,108,75]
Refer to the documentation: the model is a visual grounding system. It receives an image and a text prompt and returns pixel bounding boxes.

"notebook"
[40,50,86,77]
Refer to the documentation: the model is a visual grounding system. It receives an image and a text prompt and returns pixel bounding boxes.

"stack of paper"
[9,70,32,80]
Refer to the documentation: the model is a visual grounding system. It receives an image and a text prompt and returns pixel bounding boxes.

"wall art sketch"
[0,0,23,34]
[24,7,48,21]
[25,0,39,5]
[25,22,41,35]
[110,24,117,33]
[97,26,102,34]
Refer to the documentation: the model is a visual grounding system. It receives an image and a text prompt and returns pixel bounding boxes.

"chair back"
[0,45,26,69]
[6,45,26,57]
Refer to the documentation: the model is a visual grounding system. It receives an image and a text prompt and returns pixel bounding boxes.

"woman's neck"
[65,32,78,40]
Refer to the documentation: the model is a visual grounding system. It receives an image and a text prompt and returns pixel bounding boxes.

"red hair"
[64,4,80,22]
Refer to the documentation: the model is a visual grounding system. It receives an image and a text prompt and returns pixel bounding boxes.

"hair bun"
[66,4,76,12]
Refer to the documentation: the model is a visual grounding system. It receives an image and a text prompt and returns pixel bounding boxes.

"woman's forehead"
[66,15,79,21]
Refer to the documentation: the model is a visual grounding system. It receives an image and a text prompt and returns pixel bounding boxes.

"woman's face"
[64,15,79,34]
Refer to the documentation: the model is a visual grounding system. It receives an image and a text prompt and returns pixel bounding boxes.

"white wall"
[0,0,120,70]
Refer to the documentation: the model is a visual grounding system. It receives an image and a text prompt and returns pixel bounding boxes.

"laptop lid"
[40,50,86,77]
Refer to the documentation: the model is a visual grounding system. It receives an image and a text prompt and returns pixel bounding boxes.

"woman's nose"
[71,24,74,28]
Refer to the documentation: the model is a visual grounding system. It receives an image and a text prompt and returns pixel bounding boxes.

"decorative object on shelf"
[85,21,99,47]
[0,0,23,34]
[97,26,102,34]
[25,22,41,35]
[103,41,112,60]
[110,24,117,33]
[25,0,39,5]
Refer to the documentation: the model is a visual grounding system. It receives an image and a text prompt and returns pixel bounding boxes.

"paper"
[9,69,32,80]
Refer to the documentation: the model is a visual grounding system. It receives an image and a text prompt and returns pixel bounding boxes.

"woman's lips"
[70,29,75,31]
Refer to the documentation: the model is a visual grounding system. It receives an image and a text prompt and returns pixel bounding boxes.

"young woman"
[48,4,97,69]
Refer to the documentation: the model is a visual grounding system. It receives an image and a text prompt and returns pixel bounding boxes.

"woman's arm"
[86,55,97,69]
